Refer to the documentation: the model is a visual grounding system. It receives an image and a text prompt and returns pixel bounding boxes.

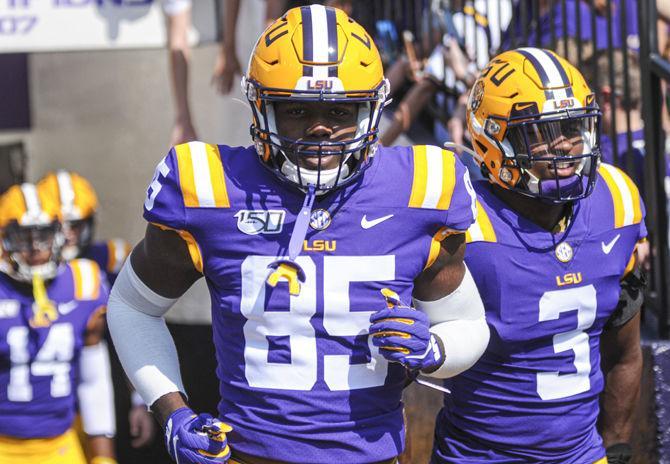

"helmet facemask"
[2,221,64,282]
[488,107,601,204]
[61,216,95,261]
[244,78,389,193]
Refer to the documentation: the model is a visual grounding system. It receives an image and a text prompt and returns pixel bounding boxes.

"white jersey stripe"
[111,239,128,273]
[78,260,96,299]
[189,142,216,207]
[310,5,329,63]
[422,146,444,209]
[467,220,485,242]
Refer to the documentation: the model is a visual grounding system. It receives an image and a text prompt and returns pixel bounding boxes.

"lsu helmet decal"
[0,183,64,283]
[242,4,389,192]
[466,47,601,203]
[38,170,98,260]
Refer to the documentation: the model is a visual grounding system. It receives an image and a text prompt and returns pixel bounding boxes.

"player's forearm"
[223,0,241,54]
[600,347,642,445]
[167,10,193,123]
[152,391,189,428]
[88,436,116,461]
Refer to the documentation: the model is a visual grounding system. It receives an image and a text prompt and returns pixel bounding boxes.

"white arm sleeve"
[414,264,490,379]
[107,259,185,407]
[77,342,116,437]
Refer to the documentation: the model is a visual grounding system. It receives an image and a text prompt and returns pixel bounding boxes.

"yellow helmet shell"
[466,48,598,197]
[0,183,60,228]
[38,170,98,221]
[247,5,384,94]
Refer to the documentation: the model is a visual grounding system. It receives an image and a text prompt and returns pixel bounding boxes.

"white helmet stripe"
[56,170,76,215]
[310,5,330,63]
[20,183,43,223]
[518,48,569,101]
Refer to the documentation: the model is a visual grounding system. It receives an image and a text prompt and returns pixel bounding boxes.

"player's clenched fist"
[165,408,233,464]
[369,289,445,372]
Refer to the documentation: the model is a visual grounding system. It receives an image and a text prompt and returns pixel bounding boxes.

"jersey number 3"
[537,285,597,400]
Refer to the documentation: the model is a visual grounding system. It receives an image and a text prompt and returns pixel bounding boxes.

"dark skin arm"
[130,224,202,427]
[599,311,642,446]
[413,233,466,301]
[83,308,116,460]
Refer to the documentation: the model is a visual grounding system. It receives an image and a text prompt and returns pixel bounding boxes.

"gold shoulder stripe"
[424,227,460,270]
[150,222,204,274]
[465,200,496,243]
[598,164,642,228]
[107,239,131,274]
[408,146,456,210]
[70,259,101,301]
[175,142,230,208]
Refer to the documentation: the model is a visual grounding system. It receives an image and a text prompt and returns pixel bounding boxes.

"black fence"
[360,0,670,338]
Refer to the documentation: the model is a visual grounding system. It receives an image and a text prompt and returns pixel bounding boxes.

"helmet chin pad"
[537,175,585,202]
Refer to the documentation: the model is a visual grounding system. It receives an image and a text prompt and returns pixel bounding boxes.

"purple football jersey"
[84,239,131,285]
[0,259,109,438]
[143,142,476,463]
[432,164,645,464]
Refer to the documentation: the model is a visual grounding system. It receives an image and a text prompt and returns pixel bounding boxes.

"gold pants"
[0,428,86,464]
[594,458,608,464]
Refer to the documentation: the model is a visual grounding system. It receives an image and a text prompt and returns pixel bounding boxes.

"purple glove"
[369,289,445,372]
[165,407,232,464]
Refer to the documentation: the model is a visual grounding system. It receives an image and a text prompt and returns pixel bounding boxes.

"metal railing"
[362,0,670,337]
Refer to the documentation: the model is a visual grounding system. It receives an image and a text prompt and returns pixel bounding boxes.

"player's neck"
[491,184,572,233]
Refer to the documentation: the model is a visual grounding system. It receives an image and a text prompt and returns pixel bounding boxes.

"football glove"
[165,407,232,464]
[369,288,445,372]
[605,443,632,464]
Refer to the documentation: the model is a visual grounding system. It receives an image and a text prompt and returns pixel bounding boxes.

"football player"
[431,48,645,464]
[107,4,489,464]
[0,183,117,464]
[37,170,131,284]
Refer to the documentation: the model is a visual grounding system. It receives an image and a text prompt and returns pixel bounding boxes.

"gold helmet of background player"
[38,170,98,260]
[466,47,601,203]
[0,183,64,282]
[242,4,388,192]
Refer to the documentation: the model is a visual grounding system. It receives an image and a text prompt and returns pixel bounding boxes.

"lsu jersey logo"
[556,272,583,287]
[235,210,285,235]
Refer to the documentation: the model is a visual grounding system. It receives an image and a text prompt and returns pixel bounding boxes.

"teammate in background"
[37,170,158,454]
[0,183,117,464]
[431,48,645,464]
[38,171,131,284]
[108,5,489,464]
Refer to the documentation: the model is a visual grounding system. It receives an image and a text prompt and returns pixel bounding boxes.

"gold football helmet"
[242,4,388,192]
[466,48,601,202]
[38,170,98,260]
[0,183,64,282]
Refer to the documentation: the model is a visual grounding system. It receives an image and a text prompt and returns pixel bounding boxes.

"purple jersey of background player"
[83,239,130,285]
[143,142,476,463]
[0,260,109,439]
[432,166,645,464]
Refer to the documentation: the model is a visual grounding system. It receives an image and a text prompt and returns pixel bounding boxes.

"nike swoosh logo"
[601,234,621,254]
[361,214,394,229]
[58,301,78,315]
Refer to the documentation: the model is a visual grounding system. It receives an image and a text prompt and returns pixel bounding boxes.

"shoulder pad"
[69,259,102,301]
[408,145,459,210]
[466,199,497,243]
[173,142,230,209]
[598,163,644,228]
[106,238,131,274]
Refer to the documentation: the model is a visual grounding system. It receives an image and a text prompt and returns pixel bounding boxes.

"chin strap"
[30,273,58,328]
[266,186,316,296]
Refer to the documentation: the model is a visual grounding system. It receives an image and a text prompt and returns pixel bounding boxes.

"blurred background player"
[108,4,488,463]
[0,183,117,464]
[431,48,646,464]
[37,170,159,459]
